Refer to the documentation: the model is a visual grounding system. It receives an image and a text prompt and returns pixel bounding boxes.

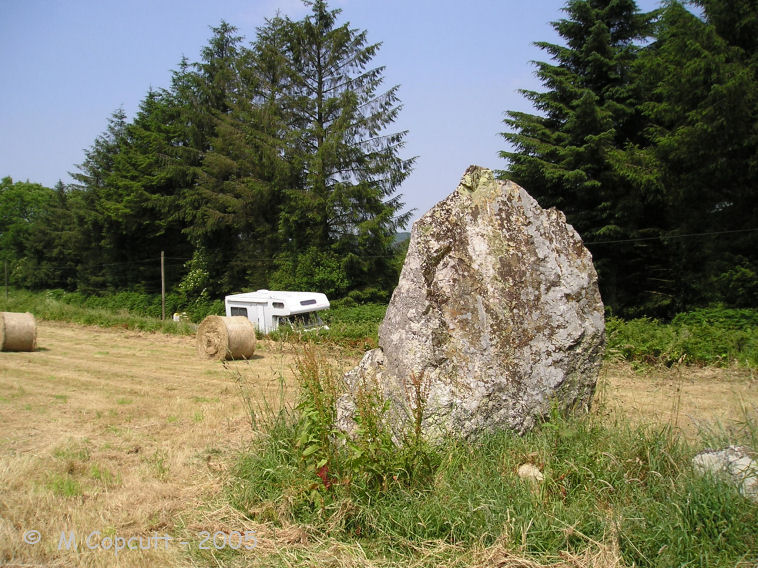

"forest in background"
[1,0,756,319]
[502,0,758,317]
[0,0,412,307]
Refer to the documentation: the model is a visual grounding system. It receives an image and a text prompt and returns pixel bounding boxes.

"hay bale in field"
[196,315,256,360]
[0,312,37,352]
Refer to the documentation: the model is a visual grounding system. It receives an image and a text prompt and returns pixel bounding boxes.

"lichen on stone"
[337,166,605,442]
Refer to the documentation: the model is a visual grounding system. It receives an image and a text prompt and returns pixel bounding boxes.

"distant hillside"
[394,232,410,244]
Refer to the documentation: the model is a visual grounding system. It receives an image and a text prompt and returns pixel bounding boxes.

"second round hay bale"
[196,315,256,360]
[0,312,37,352]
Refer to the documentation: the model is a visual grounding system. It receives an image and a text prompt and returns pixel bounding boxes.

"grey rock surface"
[693,446,758,503]
[338,166,605,441]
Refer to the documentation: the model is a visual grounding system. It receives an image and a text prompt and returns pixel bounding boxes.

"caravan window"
[230,307,248,317]
[281,311,321,328]
[300,299,317,306]
[272,302,285,309]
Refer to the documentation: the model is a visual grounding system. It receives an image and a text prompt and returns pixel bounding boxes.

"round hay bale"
[196,315,256,360]
[0,312,37,352]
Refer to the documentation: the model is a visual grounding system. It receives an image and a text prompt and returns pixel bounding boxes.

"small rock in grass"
[517,463,544,483]
[692,445,757,503]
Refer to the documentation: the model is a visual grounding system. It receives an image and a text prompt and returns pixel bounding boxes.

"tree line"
[501,0,758,317]
[2,0,756,318]
[1,0,412,303]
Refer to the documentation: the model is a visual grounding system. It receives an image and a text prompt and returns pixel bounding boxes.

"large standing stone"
[338,166,605,441]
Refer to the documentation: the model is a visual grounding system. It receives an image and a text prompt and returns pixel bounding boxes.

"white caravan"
[224,290,330,334]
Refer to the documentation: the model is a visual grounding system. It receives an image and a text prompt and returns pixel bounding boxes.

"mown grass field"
[4,288,758,366]
[1,293,757,566]
[0,321,322,567]
[0,319,755,566]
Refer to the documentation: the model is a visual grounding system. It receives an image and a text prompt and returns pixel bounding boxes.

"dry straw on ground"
[474,521,626,568]
[0,311,37,352]
[0,321,302,567]
[196,315,256,360]
[2,321,756,567]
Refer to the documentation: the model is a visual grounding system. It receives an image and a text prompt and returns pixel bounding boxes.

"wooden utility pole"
[161,251,166,321]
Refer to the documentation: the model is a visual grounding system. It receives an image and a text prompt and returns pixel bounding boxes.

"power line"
[585,227,758,246]
[6,228,757,274]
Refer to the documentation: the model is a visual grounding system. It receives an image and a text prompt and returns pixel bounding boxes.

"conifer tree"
[637,0,758,307]
[107,89,194,288]
[188,18,309,293]
[179,22,247,293]
[69,108,128,290]
[500,0,663,315]
[268,0,415,293]
[61,5,414,298]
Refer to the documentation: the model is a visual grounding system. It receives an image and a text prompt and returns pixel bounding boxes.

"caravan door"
[229,302,267,332]
[260,302,273,333]
[252,302,269,332]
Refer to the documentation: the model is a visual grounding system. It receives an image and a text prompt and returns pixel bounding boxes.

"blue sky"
[0,0,661,224]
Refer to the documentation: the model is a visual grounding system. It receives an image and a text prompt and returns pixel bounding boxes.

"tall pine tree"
[500,0,664,316]
[268,0,415,294]
[187,20,299,293]
[106,89,194,289]
[61,4,414,299]
[69,108,129,291]
[180,22,250,294]
[637,0,758,308]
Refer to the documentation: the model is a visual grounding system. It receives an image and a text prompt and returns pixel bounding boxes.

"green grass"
[4,287,756,366]
[229,408,758,567]
[37,288,223,322]
[1,288,198,335]
[268,300,387,350]
[222,344,758,567]
[46,473,83,497]
[192,396,220,403]
[145,449,170,481]
[607,307,758,367]
[52,441,90,462]
[89,464,120,487]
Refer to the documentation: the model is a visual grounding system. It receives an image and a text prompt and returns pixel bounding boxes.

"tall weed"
[231,344,441,521]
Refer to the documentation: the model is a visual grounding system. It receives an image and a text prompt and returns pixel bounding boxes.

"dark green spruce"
[636,0,758,309]
[500,0,664,316]
[15,2,415,299]
[267,0,415,296]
